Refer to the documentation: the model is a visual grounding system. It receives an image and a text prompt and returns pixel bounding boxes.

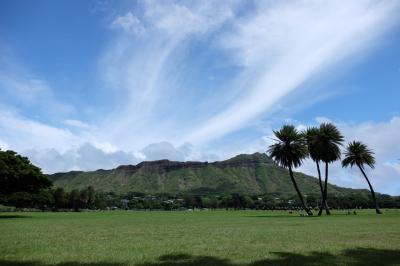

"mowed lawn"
[1,210,400,266]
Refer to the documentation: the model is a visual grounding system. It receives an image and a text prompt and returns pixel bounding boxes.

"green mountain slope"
[50,153,363,196]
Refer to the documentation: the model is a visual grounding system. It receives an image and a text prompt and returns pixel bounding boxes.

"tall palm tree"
[303,127,330,214]
[268,125,313,216]
[313,123,344,216]
[342,141,382,214]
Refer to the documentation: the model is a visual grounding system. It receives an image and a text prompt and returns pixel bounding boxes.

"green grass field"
[1,210,399,266]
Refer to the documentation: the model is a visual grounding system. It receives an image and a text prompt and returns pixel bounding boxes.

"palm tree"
[268,125,313,216]
[303,127,329,214]
[342,141,382,214]
[313,123,344,216]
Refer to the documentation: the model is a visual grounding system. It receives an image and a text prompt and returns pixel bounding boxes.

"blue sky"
[0,0,399,195]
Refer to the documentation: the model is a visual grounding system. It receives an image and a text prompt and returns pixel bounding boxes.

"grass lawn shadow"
[135,248,400,266]
[0,261,126,266]
[0,214,32,219]
[0,248,399,266]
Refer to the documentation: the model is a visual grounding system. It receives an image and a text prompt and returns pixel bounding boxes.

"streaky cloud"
[187,1,400,143]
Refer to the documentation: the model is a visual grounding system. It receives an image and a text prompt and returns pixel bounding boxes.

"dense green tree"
[268,125,312,216]
[79,188,89,209]
[220,194,233,209]
[305,194,319,208]
[395,196,400,208]
[313,123,343,216]
[208,196,218,209]
[0,150,52,196]
[230,193,243,209]
[53,187,68,209]
[69,189,80,211]
[241,195,253,208]
[7,192,32,208]
[342,141,382,214]
[87,186,96,209]
[32,190,54,209]
[379,194,397,208]
[183,194,197,209]
[94,192,108,210]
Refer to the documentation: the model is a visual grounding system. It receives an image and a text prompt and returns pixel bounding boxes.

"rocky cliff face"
[215,153,274,167]
[112,153,273,174]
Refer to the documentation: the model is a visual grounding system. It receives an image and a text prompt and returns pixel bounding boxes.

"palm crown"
[303,127,320,162]
[342,141,376,169]
[313,123,344,163]
[268,125,307,169]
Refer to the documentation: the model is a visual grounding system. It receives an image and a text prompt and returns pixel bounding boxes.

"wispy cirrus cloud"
[0,71,75,117]
[110,11,145,35]
[63,119,91,129]
[0,48,75,117]
[99,0,400,150]
[98,0,239,149]
[187,1,400,143]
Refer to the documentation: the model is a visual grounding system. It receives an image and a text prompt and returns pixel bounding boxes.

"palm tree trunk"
[318,163,331,216]
[316,161,330,216]
[357,164,382,214]
[288,166,312,216]
[316,161,324,197]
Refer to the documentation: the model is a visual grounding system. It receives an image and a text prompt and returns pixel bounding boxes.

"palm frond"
[268,125,307,169]
[302,126,319,162]
[313,123,344,163]
[342,141,375,169]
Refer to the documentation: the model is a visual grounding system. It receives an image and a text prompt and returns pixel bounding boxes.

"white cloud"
[110,12,145,35]
[0,109,81,152]
[140,141,189,162]
[63,119,90,129]
[0,139,9,150]
[142,1,235,36]
[0,53,74,116]
[25,143,138,173]
[92,141,120,154]
[25,141,197,173]
[315,117,333,124]
[339,117,400,159]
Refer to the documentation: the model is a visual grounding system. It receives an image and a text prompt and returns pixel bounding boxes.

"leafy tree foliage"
[0,150,52,195]
[54,187,68,209]
[3,184,398,211]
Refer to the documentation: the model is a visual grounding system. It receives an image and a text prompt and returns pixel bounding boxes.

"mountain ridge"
[50,152,368,196]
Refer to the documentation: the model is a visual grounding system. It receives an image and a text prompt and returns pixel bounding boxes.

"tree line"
[2,186,400,211]
[268,122,385,216]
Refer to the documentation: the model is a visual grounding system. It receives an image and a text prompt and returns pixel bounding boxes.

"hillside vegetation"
[51,153,364,196]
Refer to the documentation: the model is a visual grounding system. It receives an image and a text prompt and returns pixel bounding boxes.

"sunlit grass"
[1,209,399,265]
